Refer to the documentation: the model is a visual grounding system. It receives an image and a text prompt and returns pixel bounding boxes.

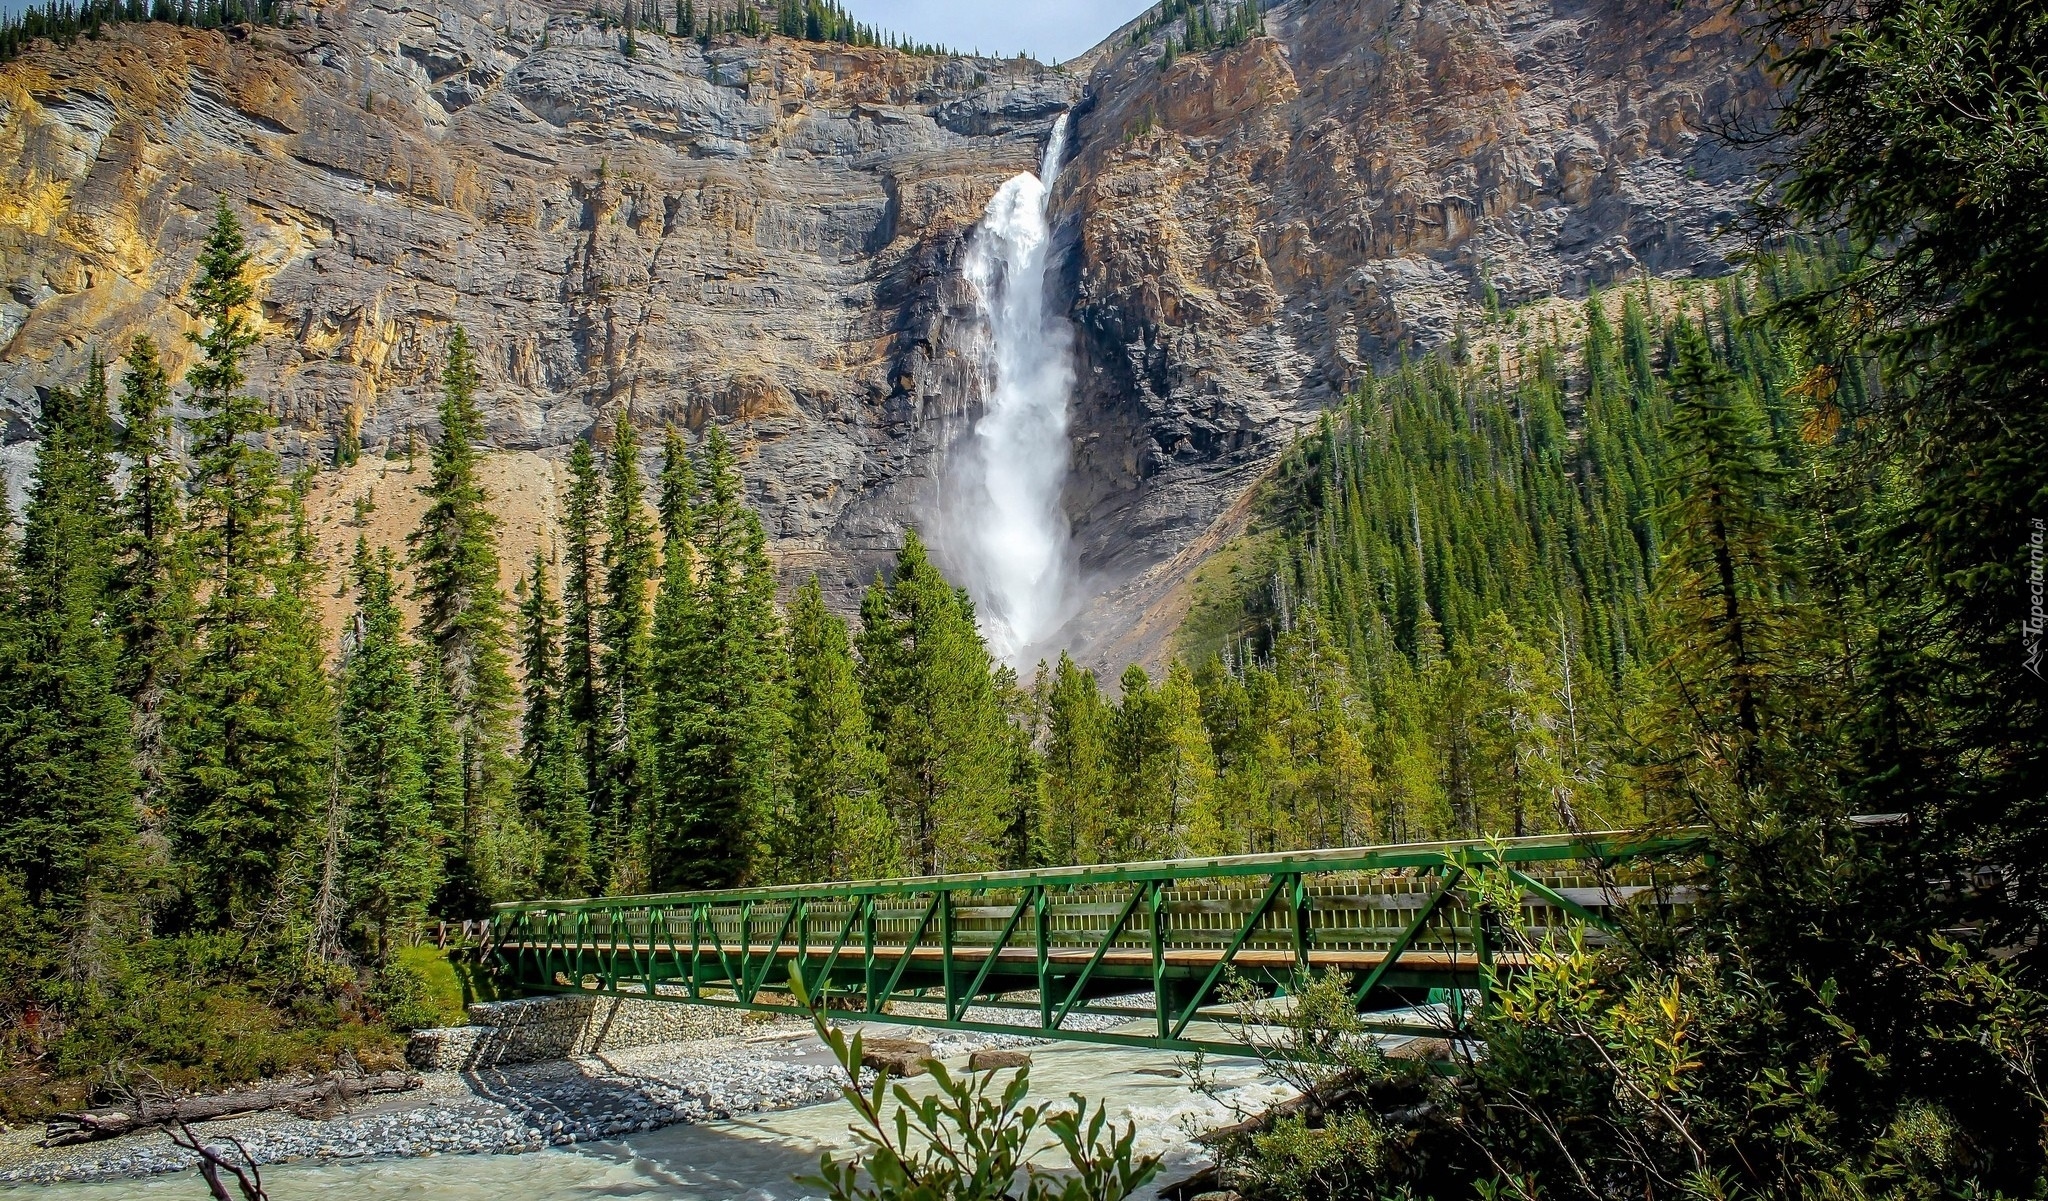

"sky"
[806,0,1155,63]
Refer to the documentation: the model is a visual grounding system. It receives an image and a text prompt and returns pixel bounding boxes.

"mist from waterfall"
[946,114,1077,664]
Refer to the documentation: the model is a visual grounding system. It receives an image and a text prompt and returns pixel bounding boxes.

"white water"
[947,115,1078,664]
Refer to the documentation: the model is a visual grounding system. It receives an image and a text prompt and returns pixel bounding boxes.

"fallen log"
[44,1070,421,1147]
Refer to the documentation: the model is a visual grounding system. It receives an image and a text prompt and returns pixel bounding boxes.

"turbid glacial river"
[1,1033,1289,1201]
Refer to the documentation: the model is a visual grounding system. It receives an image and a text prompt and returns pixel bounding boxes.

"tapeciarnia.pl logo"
[2028,518,2046,679]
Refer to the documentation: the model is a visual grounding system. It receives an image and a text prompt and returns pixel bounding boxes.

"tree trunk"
[45,1071,421,1146]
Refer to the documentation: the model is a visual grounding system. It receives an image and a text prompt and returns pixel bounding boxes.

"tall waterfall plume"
[945,114,1077,664]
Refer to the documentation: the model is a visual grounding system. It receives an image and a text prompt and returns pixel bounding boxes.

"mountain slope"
[1051,0,1772,666]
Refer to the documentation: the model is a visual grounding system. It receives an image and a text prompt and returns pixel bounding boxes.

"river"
[1,1030,1291,1201]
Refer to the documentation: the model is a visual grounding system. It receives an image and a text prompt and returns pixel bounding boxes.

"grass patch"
[1175,527,1282,664]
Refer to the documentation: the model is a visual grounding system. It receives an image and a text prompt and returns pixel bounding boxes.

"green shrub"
[370,949,465,1031]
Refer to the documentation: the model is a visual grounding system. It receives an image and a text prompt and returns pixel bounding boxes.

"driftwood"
[166,1121,269,1201]
[44,1070,420,1146]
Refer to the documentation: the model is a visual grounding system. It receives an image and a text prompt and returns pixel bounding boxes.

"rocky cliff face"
[0,1,1074,614]
[1050,0,1771,663]
[0,0,1770,665]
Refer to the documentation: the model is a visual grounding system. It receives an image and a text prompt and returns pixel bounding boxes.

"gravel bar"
[0,1001,1151,1185]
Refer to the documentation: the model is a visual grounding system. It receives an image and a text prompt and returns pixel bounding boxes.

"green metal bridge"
[488,828,1707,1057]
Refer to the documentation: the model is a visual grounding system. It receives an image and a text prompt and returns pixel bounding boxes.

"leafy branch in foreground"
[788,969,1160,1201]
[1185,968,1438,1201]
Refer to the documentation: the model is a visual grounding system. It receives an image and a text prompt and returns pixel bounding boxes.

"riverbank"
[0,1005,1165,1186]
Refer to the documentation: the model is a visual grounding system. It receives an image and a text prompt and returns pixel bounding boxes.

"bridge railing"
[488,828,1708,1055]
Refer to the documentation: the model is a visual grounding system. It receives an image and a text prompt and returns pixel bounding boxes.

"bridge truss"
[488,829,1707,1057]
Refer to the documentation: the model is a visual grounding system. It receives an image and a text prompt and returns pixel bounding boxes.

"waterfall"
[946,114,1076,664]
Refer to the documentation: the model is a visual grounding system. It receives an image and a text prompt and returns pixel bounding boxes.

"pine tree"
[1272,612,1372,848]
[516,553,591,898]
[1190,658,1291,855]
[648,426,785,889]
[1037,653,1112,865]
[1109,664,1164,860]
[858,532,1014,875]
[781,575,889,882]
[338,540,436,959]
[0,353,137,919]
[594,411,655,890]
[410,326,517,904]
[1153,658,1217,856]
[170,198,335,927]
[111,334,190,835]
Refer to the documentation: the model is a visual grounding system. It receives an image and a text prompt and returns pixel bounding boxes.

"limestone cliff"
[0,0,1770,666]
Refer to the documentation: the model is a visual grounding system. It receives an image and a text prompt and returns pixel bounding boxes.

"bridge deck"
[489,828,1706,1056]
[498,941,1527,972]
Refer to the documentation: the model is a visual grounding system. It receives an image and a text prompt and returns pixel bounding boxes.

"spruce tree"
[561,436,604,840]
[338,540,436,959]
[0,354,137,919]
[648,426,699,884]
[416,653,468,910]
[1648,322,1791,806]
[858,532,1013,875]
[171,197,335,928]
[410,326,517,904]
[111,334,190,833]
[594,411,655,889]
[515,553,590,897]
[648,426,786,889]
[781,575,889,882]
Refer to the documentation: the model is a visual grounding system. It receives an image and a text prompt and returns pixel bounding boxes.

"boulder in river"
[967,1049,1032,1073]
[859,1038,936,1078]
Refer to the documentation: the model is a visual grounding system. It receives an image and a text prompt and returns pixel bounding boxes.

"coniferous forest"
[0,0,2043,1193]
[0,0,971,66]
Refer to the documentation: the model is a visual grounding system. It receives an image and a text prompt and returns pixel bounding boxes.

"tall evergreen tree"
[781,575,888,882]
[110,334,190,840]
[858,532,1013,875]
[594,411,655,890]
[1037,653,1112,865]
[561,435,604,849]
[1648,321,1793,808]
[170,197,335,928]
[648,426,786,889]
[415,652,466,905]
[338,540,436,959]
[411,326,517,905]
[0,353,137,921]
[1469,609,1566,837]
[516,553,591,898]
